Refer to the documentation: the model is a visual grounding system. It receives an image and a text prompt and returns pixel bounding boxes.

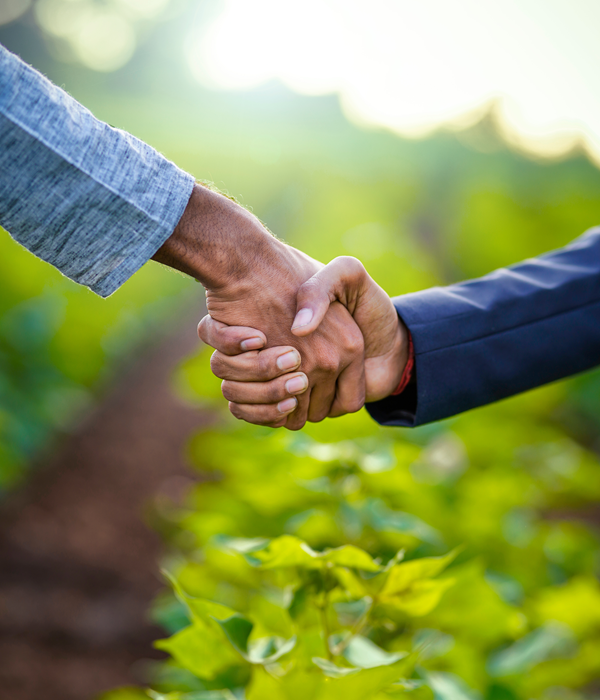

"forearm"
[154,183,327,343]
[367,227,600,426]
[153,184,282,292]
[0,44,193,297]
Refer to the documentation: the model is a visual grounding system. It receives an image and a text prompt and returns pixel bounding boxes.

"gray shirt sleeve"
[0,44,195,297]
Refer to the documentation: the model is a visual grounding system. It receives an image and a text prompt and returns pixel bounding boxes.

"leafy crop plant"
[102,349,600,700]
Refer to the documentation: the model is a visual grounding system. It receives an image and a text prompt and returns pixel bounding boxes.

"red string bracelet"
[391,332,414,396]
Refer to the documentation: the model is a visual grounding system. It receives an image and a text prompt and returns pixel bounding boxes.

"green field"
[1,25,600,700]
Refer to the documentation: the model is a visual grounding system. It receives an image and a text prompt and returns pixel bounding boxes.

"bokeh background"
[0,1,599,699]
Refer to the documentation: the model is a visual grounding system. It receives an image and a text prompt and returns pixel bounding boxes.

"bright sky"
[186,0,600,162]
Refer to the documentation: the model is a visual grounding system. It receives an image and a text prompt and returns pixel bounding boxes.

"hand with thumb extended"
[289,256,408,404]
[198,256,409,426]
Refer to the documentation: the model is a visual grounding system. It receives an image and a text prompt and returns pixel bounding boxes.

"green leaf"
[213,614,254,655]
[412,629,455,660]
[420,670,481,700]
[316,657,411,700]
[312,657,362,677]
[341,635,408,669]
[320,545,381,572]
[156,575,244,679]
[365,499,444,546]
[246,666,323,700]
[332,568,369,598]
[247,635,297,664]
[213,613,297,665]
[245,666,287,700]
[155,623,240,680]
[381,578,456,616]
[214,536,269,554]
[381,549,460,596]
[246,535,381,572]
[163,571,237,625]
[246,535,318,569]
[393,679,426,690]
[487,622,576,677]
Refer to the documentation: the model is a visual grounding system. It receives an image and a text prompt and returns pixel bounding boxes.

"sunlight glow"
[187,0,600,162]
[0,0,31,27]
[34,0,169,72]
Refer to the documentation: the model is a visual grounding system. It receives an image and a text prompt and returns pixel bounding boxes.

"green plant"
[0,231,190,492]
[116,351,600,700]
[155,537,460,700]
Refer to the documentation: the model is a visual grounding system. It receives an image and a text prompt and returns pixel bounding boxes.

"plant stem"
[331,598,374,656]
[319,603,333,661]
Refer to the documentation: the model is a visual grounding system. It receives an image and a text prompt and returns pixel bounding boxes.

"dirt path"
[0,305,210,700]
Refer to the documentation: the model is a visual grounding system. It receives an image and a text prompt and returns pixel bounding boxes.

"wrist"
[385,316,409,394]
[390,320,413,396]
[153,183,281,292]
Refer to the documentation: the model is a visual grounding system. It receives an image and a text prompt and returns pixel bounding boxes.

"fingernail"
[285,375,308,394]
[278,397,298,413]
[292,308,313,330]
[277,350,300,370]
[241,337,264,351]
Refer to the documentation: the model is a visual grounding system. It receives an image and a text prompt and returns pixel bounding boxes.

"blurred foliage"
[131,351,600,700]
[0,230,191,491]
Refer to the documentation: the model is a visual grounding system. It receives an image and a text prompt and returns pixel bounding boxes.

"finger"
[283,386,310,431]
[292,257,367,337]
[222,372,308,404]
[307,378,337,423]
[211,346,302,381]
[329,355,366,418]
[198,315,266,355]
[229,396,299,426]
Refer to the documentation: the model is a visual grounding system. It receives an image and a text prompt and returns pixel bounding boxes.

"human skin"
[198,256,410,426]
[152,185,366,429]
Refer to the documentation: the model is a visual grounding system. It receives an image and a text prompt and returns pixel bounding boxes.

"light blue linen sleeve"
[0,44,195,297]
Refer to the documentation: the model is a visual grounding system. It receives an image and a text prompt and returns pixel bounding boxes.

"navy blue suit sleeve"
[366,227,600,427]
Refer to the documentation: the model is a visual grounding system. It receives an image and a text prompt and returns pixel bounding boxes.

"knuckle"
[308,412,327,424]
[349,334,364,355]
[210,351,226,378]
[220,335,238,356]
[221,380,236,402]
[286,418,307,431]
[298,275,323,297]
[340,394,365,415]
[257,352,277,380]
[321,356,339,374]
[229,401,275,427]
[312,347,339,375]
[344,325,365,355]
[346,398,365,414]
[267,418,286,429]
[336,255,366,279]
[228,402,244,420]
[256,408,280,426]
[197,316,211,342]
[266,381,286,403]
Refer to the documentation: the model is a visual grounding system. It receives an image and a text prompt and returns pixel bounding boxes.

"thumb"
[291,256,366,337]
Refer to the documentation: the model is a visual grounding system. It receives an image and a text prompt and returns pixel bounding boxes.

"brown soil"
[0,306,211,700]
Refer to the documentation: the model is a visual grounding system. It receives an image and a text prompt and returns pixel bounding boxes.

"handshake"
[155,183,596,430]
[198,254,411,430]
[155,184,410,430]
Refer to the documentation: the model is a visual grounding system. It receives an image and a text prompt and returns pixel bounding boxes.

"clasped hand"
[199,256,410,429]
